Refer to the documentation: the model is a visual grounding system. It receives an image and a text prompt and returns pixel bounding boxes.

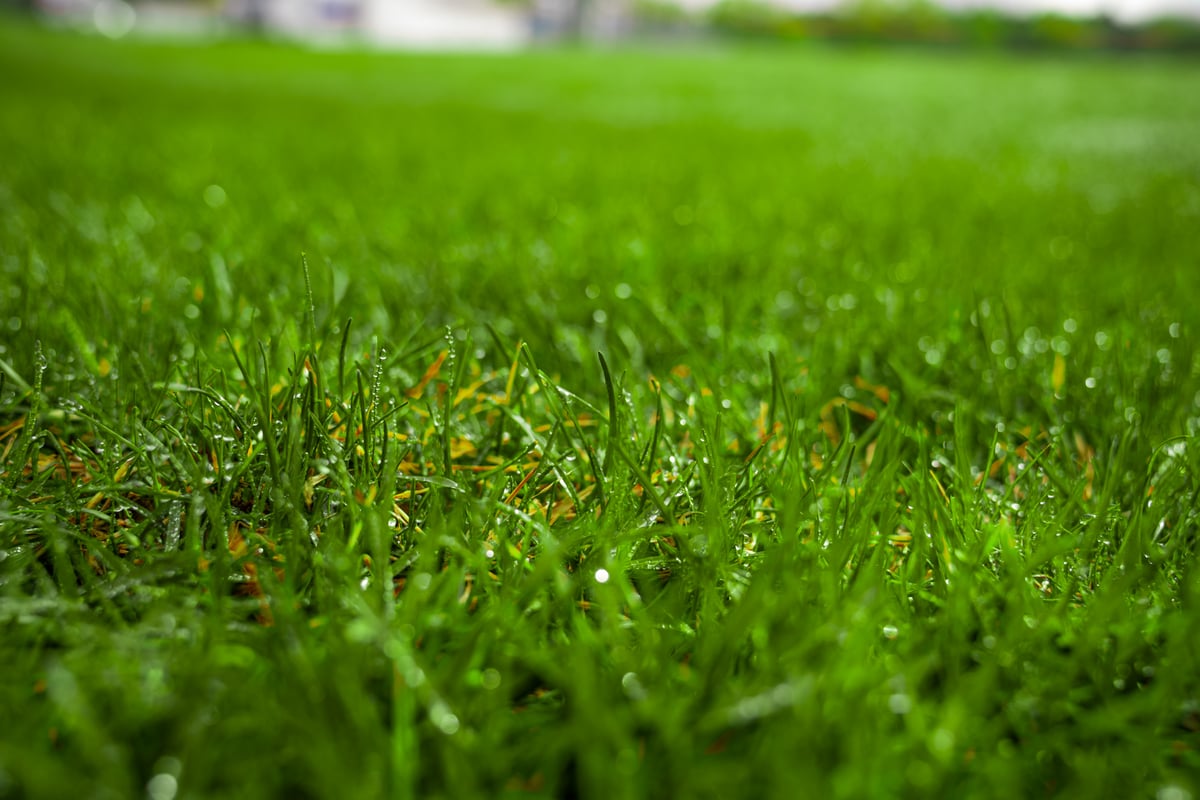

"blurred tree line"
[636,0,1200,52]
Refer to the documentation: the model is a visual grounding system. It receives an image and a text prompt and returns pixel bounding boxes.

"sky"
[677,0,1200,23]
[935,0,1200,21]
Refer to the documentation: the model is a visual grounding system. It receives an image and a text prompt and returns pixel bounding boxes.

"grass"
[1,16,1200,799]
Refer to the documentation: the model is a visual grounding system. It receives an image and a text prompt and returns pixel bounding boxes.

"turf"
[1,16,1199,799]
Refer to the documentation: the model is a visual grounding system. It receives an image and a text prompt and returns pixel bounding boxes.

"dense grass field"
[2,16,1200,798]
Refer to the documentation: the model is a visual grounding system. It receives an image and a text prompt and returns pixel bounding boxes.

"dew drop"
[621,672,646,701]
[888,694,913,714]
[146,774,178,800]
[203,184,227,208]
[432,707,459,735]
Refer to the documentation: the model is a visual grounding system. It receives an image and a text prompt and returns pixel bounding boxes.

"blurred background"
[4,0,1199,51]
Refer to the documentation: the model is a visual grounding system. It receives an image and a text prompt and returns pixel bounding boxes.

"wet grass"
[1,17,1200,799]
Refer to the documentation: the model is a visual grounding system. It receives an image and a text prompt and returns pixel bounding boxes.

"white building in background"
[224,0,634,47]
[222,0,532,47]
[362,0,529,48]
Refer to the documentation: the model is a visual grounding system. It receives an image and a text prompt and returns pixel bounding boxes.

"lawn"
[1,16,1199,799]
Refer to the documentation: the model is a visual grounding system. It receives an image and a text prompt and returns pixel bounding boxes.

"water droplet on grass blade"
[202,185,227,208]
[621,672,646,701]
[146,774,177,800]
[1157,787,1192,800]
[888,694,913,714]
[431,705,459,735]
